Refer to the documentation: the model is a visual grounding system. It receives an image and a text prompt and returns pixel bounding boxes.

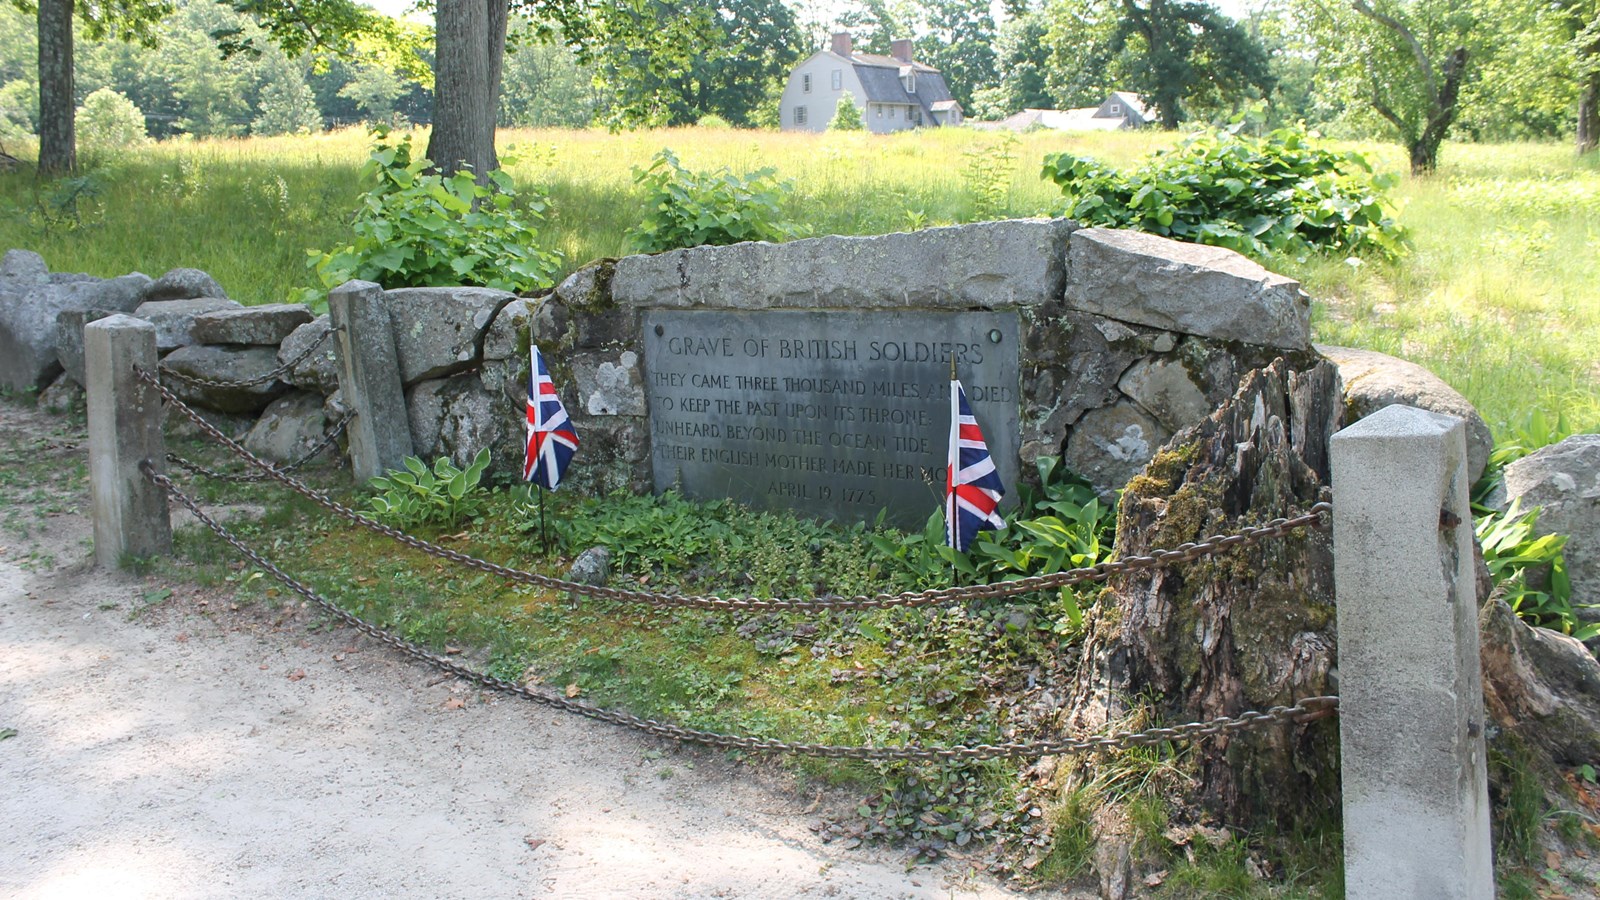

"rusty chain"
[156,324,333,390]
[166,412,353,483]
[143,461,1338,760]
[135,364,1332,611]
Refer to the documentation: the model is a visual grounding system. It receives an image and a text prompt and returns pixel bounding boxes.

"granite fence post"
[85,315,171,568]
[328,280,413,483]
[1330,404,1493,899]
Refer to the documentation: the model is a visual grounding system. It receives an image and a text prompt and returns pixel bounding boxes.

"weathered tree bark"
[1579,67,1598,156]
[37,0,76,176]
[1066,358,1343,829]
[427,0,509,179]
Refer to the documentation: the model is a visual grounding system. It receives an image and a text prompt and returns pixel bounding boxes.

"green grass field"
[0,126,1595,437]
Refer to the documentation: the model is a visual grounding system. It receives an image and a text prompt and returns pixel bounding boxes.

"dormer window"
[900,66,916,94]
[1109,103,1121,114]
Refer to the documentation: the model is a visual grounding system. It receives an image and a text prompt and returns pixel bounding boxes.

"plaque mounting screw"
[987,329,1002,344]
[654,324,664,337]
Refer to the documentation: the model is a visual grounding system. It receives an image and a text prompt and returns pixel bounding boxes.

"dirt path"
[0,399,1025,899]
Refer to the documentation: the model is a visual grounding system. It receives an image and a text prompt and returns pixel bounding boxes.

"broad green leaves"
[625,148,799,253]
[308,128,561,298]
[369,449,493,530]
[1041,120,1409,261]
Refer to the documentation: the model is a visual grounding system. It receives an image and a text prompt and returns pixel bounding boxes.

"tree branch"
[1350,0,1438,103]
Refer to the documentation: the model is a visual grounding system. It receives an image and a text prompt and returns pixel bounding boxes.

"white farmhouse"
[987,93,1153,132]
[780,32,964,133]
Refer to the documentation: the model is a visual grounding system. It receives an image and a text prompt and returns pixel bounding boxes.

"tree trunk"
[1408,47,1467,176]
[1066,358,1342,830]
[1579,73,1598,156]
[37,0,76,176]
[427,0,507,179]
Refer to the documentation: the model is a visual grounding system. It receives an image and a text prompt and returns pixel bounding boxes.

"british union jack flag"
[945,378,1006,551]
[524,344,579,489]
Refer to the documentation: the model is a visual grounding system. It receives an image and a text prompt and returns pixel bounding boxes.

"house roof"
[843,54,958,118]
[987,94,1149,131]
[1107,91,1151,120]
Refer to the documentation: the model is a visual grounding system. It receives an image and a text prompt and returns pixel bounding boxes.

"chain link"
[135,364,1332,611]
[156,325,334,390]
[143,461,1338,761]
[166,412,353,483]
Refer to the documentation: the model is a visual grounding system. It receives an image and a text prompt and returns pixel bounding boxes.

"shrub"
[307,128,561,297]
[1476,501,1591,640]
[828,96,865,131]
[368,449,492,530]
[76,88,147,153]
[1041,118,1408,260]
[961,133,1018,221]
[696,113,733,129]
[626,148,798,252]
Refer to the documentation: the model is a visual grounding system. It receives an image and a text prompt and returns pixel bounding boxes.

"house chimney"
[890,38,912,63]
[831,31,853,57]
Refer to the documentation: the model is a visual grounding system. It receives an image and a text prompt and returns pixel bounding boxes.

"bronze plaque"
[642,309,1019,526]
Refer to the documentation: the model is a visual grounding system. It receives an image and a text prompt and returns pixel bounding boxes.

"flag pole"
[949,353,958,587]
[539,483,548,552]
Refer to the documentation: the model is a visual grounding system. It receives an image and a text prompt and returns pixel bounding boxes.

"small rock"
[38,373,83,413]
[142,267,228,303]
[567,546,612,586]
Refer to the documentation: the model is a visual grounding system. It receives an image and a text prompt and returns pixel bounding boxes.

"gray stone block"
[1317,344,1493,484]
[192,303,313,346]
[132,297,240,351]
[0,272,152,391]
[1117,356,1211,433]
[0,249,48,287]
[573,350,646,417]
[385,286,516,385]
[278,316,339,395]
[611,218,1075,311]
[482,296,539,360]
[329,281,414,481]
[406,375,502,469]
[159,343,290,414]
[1063,399,1172,497]
[1064,227,1310,350]
[1504,435,1600,607]
[84,315,171,567]
[54,307,115,386]
[242,391,333,464]
[142,267,228,302]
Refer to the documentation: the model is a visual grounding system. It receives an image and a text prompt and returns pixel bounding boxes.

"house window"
[1109,104,1121,114]
[803,73,812,93]
[875,105,883,118]
[888,106,895,119]
[795,105,808,126]
[903,72,916,93]
[831,70,842,90]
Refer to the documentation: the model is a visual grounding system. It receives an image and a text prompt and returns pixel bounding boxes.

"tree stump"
[1066,357,1343,828]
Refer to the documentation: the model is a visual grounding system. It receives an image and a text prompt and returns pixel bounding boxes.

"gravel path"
[0,398,1023,900]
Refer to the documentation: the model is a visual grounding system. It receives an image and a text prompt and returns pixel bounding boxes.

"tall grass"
[0,126,1593,438]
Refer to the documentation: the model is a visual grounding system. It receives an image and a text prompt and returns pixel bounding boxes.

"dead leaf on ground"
[444,697,466,710]
[287,668,306,681]
[523,837,546,850]
[1546,849,1562,869]
[1144,870,1168,887]
[565,683,581,698]
[445,646,463,655]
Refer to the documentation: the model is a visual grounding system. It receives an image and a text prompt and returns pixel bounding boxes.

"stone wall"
[1,222,1493,508]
